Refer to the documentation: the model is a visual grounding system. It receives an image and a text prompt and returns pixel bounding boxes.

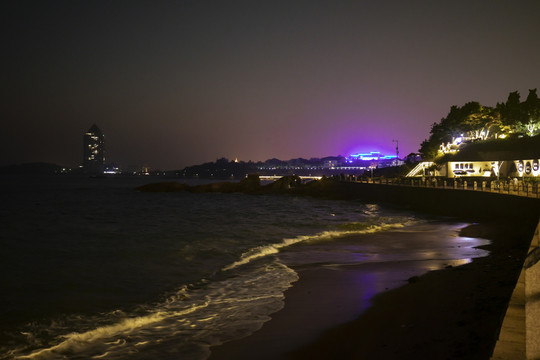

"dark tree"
[524,88,540,120]
[499,91,527,126]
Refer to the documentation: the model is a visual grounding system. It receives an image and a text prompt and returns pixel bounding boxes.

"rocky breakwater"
[135,174,307,194]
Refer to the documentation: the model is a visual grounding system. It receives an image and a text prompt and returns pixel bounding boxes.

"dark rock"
[238,174,261,192]
[136,174,265,194]
[263,175,302,192]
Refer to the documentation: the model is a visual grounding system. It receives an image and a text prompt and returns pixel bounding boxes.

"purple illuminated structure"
[342,151,402,171]
[345,152,397,162]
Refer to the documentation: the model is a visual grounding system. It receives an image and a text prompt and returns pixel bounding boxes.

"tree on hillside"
[419,122,449,160]
[497,91,527,127]
[524,89,540,119]
[497,89,540,135]
[419,90,540,160]
[418,102,496,159]
[522,89,540,135]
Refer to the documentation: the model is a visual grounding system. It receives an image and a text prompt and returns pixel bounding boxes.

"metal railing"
[337,175,540,199]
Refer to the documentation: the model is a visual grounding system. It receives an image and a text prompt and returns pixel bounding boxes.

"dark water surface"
[0,175,488,359]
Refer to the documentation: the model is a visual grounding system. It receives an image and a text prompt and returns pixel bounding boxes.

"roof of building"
[436,135,540,163]
[87,124,102,135]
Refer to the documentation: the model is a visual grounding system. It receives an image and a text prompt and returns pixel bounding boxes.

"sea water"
[0,175,488,359]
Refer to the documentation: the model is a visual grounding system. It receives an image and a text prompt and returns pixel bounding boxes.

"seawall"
[491,220,540,359]
[294,180,540,222]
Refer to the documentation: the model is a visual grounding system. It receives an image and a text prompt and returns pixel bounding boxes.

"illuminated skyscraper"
[83,124,105,174]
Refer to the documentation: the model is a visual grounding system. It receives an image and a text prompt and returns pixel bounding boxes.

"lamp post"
[497,161,504,181]
[392,139,399,166]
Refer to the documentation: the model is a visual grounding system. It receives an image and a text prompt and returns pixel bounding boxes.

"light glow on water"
[222,221,415,271]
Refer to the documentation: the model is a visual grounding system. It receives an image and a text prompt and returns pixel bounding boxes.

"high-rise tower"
[83,124,105,174]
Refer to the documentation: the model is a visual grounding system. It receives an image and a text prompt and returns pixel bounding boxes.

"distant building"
[83,124,105,174]
[406,159,540,179]
[344,152,402,169]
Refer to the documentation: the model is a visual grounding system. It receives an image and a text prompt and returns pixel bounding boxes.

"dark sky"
[3,1,540,170]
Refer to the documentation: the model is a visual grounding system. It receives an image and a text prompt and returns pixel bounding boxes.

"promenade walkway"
[341,176,540,199]
[491,220,540,359]
[330,175,539,357]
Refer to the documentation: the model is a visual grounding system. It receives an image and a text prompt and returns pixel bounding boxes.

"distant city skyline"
[3,1,540,170]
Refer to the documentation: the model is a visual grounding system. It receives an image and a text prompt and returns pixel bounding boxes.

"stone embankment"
[491,220,540,360]
[297,179,540,221]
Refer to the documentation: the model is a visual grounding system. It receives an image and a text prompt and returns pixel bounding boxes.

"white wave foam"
[222,221,414,271]
[12,261,298,360]
[16,305,205,359]
[10,219,415,360]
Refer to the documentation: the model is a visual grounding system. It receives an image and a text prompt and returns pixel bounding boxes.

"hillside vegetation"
[420,89,540,159]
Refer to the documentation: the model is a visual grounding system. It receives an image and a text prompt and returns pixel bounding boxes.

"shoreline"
[209,219,536,359]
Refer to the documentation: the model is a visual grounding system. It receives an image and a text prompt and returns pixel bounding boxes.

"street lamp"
[392,139,399,166]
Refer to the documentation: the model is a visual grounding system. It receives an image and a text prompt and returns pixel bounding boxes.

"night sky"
[3,1,540,170]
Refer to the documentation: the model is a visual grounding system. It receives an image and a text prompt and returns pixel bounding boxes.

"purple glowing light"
[346,151,398,162]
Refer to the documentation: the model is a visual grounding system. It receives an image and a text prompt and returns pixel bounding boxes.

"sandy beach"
[210,219,537,360]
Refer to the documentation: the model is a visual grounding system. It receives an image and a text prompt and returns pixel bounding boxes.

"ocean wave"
[222,217,417,271]
[8,261,298,360]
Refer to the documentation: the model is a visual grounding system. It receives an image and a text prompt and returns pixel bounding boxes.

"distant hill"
[0,162,69,174]
[178,156,347,178]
